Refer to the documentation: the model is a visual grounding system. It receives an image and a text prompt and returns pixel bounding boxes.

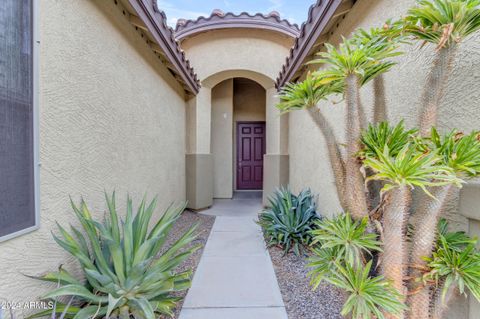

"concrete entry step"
[179,202,287,319]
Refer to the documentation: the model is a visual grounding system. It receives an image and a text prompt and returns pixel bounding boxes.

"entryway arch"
[186,69,289,209]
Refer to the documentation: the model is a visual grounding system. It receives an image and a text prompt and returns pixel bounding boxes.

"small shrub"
[258,187,319,255]
[30,192,199,319]
[308,213,405,319]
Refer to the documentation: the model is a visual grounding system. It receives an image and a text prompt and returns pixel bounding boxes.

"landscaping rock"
[268,246,344,319]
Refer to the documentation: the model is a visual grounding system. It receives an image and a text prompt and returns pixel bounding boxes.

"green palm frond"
[424,128,480,176]
[424,222,480,301]
[276,72,343,113]
[360,120,418,158]
[327,261,406,319]
[310,213,382,267]
[258,187,319,255]
[364,144,463,196]
[31,192,198,319]
[405,0,480,48]
[311,35,402,86]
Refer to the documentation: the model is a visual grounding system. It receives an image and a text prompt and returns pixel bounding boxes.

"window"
[0,0,38,241]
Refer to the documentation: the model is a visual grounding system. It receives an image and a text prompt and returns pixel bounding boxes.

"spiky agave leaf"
[31,192,198,319]
[405,0,480,49]
[258,187,319,255]
[310,213,382,267]
[327,261,406,319]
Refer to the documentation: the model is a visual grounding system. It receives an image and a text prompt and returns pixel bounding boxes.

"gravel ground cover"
[268,246,344,319]
[166,210,215,318]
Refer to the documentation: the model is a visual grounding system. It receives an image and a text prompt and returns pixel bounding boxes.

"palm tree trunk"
[307,107,348,209]
[373,75,388,123]
[381,185,412,319]
[344,75,368,219]
[419,46,457,136]
[407,185,458,319]
[431,282,458,319]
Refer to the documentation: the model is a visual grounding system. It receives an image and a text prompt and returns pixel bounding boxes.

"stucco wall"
[0,0,187,306]
[289,0,480,217]
[180,29,294,83]
[211,79,234,198]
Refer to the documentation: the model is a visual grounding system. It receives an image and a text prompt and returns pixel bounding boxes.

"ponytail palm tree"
[407,129,480,318]
[363,144,462,318]
[404,0,480,135]
[309,38,401,219]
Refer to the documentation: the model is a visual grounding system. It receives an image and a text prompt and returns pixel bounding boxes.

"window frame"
[0,0,40,242]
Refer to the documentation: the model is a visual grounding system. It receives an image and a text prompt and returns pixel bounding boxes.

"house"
[0,0,479,317]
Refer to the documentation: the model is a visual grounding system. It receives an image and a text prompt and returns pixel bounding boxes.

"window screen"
[0,0,36,239]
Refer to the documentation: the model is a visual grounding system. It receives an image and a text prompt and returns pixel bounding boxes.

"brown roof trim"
[174,10,301,40]
[125,0,200,94]
[276,0,346,89]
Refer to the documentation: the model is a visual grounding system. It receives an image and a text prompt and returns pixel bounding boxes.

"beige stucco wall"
[288,0,480,317]
[181,29,294,83]
[211,79,234,198]
[0,0,187,306]
[289,0,480,217]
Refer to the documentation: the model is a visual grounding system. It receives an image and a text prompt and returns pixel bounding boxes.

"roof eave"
[126,0,200,94]
[276,0,351,89]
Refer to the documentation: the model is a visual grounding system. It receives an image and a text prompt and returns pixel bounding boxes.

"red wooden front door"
[237,122,266,190]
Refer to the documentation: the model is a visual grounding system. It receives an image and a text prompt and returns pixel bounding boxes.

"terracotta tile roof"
[121,0,200,94]
[174,10,301,41]
[275,0,355,89]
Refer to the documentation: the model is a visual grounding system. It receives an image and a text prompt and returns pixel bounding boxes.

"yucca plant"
[327,261,406,319]
[404,0,480,135]
[258,187,319,255]
[30,193,199,319]
[408,129,480,318]
[361,121,418,159]
[311,39,399,219]
[364,144,462,305]
[421,220,480,319]
[310,214,381,267]
[308,214,404,319]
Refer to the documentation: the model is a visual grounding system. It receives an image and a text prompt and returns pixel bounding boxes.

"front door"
[237,122,266,190]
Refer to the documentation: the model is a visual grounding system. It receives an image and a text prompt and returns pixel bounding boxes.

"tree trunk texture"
[419,46,457,136]
[381,185,412,319]
[344,75,368,219]
[373,75,388,123]
[407,185,458,319]
[307,107,348,209]
[431,282,458,319]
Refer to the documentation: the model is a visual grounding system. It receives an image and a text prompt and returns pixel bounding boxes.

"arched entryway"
[185,69,289,210]
[211,77,266,198]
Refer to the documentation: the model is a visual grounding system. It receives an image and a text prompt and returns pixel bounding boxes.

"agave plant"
[30,193,199,319]
[258,187,319,255]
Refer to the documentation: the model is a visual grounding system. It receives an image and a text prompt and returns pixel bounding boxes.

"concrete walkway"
[179,196,288,319]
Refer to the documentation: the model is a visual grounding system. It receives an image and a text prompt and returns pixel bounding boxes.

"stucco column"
[186,87,214,210]
[263,87,289,205]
